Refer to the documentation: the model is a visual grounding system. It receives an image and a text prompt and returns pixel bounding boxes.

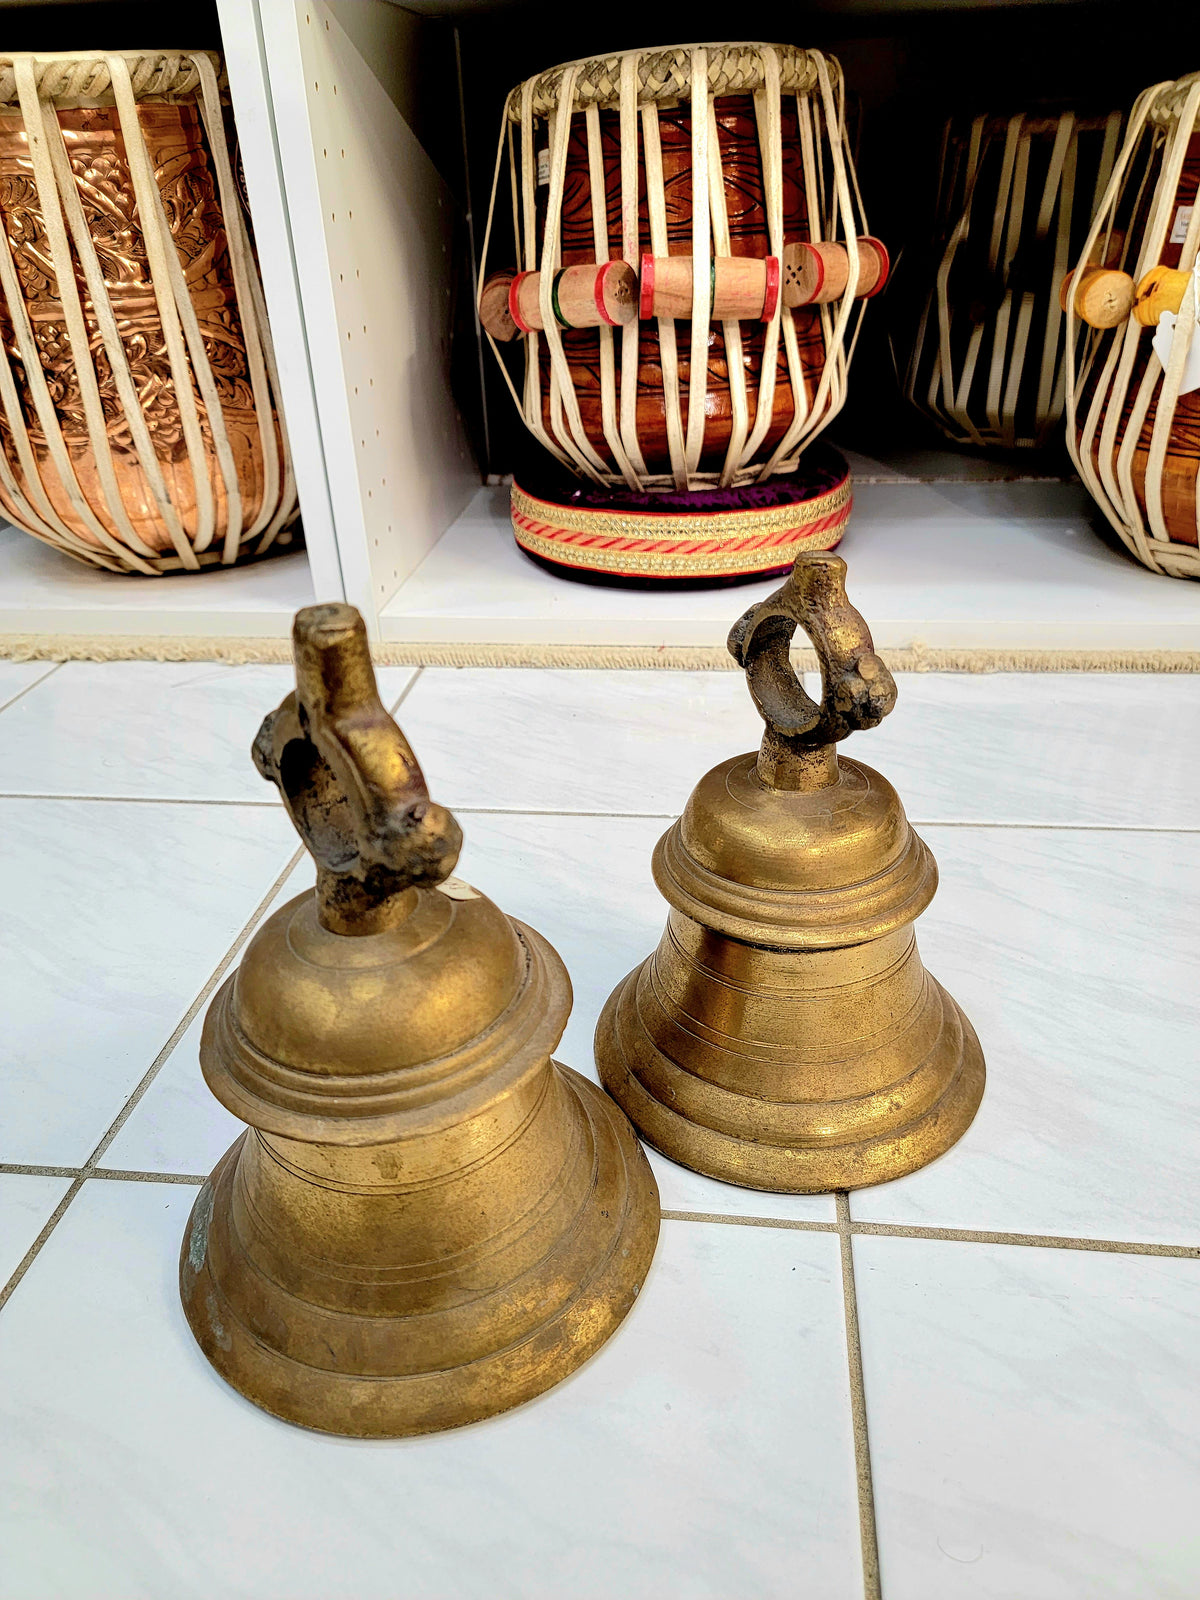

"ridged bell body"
[181,604,659,1436]
[596,554,985,1192]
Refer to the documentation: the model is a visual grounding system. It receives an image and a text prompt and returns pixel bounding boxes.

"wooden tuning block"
[478,262,637,340]
[637,253,781,321]
[479,271,520,341]
[1133,265,1194,329]
[1058,266,1135,329]
[782,237,889,308]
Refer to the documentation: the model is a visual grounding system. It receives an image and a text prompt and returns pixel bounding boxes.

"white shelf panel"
[381,476,1200,652]
[250,0,478,625]
[0,526,314,639]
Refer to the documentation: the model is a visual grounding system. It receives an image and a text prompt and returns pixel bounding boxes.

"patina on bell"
[180,603,659,1436]
[596,553,985,1192]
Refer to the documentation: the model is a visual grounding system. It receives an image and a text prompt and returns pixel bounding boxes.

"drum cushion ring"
[509,448,852,588]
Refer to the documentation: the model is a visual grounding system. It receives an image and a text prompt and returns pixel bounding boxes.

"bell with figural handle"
[595,553,985,1192]
[180,603,660,1436]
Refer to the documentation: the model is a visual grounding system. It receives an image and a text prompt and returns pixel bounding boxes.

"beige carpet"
[0,634,1197,671]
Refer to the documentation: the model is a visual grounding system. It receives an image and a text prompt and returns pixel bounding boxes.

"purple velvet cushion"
[519,445,849,516]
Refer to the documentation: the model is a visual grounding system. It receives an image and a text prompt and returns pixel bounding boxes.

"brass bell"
[180,603,660,1436]
[596,554,985,1192]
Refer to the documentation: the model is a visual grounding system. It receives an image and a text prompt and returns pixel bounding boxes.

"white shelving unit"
[0,522,314,639]
[1,0,1198,653]
[223,0,478,625]
[379,470,1200,652]
[0,0,481,644]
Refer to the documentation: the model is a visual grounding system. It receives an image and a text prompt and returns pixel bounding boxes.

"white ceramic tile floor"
[0,661,417,802]
[400,666,765,817]
[853,827,1200,1245]
[854,1237,1200,1600]
[0,1184,860,1600]
[0,1173,71,1285]
[1,795,299,1167]
[3,659,1198,1598]
[398,667,1200,826]
[0,659,57,713]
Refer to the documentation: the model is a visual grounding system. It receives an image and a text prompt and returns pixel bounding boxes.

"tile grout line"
[907,820,1200,834]
[89,1168,208,1186]
[0,669,423,811]
[660,1209,838,1233]
[3,1174,1194,1260]
[836,1192,882,1600]
[0,659,62,717]
[0,842,305,1315]
[0,670,420,1307]
[0,793,1195,835]
[0,1178,86,1314]
[2,1179,1194,1260]
[560,817,1197,835]
[388,664,424,717]
[0,792,284,807]
[660,1208,1200,1257]
[0,1166,209,1186]
[848,1219,1200,1259]
[84,844,307,1170]
[453,807,680,819]
[0,1164,78,1179]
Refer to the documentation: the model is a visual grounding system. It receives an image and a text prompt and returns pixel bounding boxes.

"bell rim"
[596,964,985,1193]
[179,1068,662,1438]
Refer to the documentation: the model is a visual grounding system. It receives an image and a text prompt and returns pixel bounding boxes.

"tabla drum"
[903,109,1124,451]
[478,43,884,582]
[1066,72,1200,578]
[0,51,296,574]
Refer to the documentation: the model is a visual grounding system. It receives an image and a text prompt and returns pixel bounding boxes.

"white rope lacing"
[478,42,865,492]
[1065,76,1200,577]
[0,49,295,573]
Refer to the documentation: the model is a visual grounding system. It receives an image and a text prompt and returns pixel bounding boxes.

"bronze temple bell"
[596,554,985,1192]
[180,604,660,1436]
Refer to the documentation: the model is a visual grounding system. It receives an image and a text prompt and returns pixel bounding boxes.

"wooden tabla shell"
[1067,73,1200,577]
[480,44,870,495]
[0,51,296,574]
[904,110,1125,450]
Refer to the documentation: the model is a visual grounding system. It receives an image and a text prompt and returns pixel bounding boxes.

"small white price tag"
[1152,267,1200,395]
[436,876,480,901]
[1170,205,1195,246]
[536,148,550,186]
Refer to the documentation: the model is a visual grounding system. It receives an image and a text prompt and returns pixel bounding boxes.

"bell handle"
[253,603,462,934]
[728,552,896,790]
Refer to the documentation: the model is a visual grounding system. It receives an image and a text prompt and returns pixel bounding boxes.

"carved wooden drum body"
[1066,73,1200,577]
[479,44,877,581]
[905,110,1124,450]
[0,51,295,574]
[544,90,827,480]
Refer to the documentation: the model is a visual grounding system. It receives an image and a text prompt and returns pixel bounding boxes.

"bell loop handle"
[728,553,896,790]
[253,603,463,935]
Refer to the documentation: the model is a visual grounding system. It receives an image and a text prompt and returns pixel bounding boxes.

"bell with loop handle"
[180,603,660,1436]
[596,554,985,1192]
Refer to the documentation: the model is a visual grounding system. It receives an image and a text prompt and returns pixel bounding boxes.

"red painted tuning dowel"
[478,262,637,340]
[638,253,781,321]
[782,237,889,307]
